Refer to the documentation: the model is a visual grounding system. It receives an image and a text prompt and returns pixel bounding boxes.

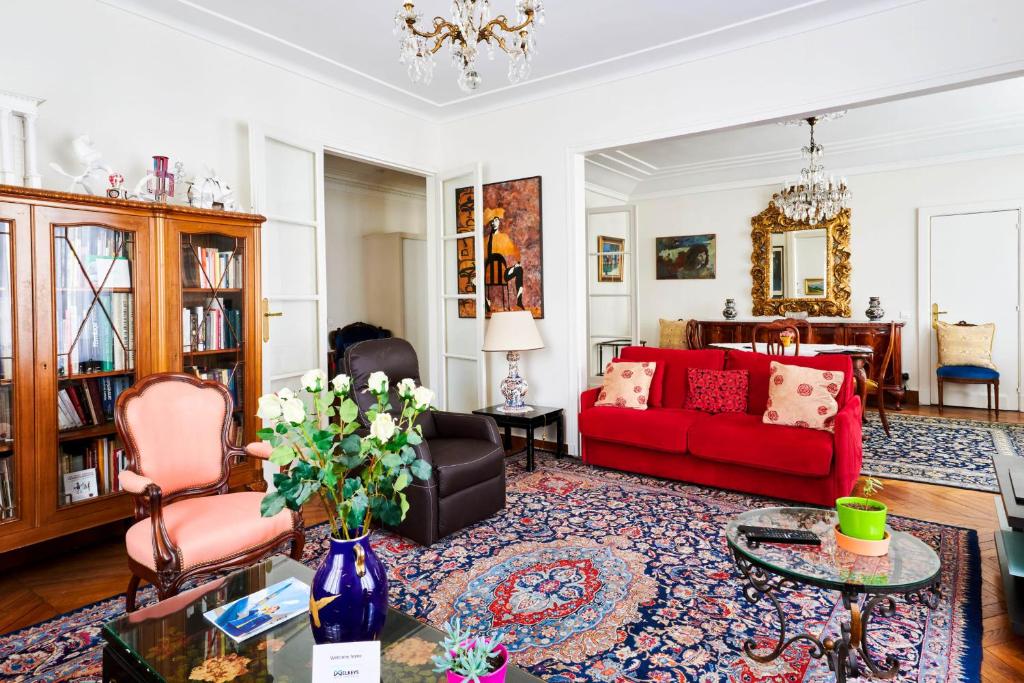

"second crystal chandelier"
[395,1,545,92]
[776,115,851,226]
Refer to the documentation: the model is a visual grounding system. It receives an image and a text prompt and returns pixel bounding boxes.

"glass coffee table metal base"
[726,507,942,683]
[101,554,543,682]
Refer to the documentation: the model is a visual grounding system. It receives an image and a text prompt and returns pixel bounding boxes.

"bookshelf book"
[0,186,264,552]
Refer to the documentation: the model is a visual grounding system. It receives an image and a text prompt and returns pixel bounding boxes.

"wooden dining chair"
[864,321,897,436]
[684,319,703,349]
[751,320,801,356]
[115,373,304,612]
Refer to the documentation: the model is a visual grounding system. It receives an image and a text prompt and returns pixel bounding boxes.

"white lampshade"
[482,311,544,352]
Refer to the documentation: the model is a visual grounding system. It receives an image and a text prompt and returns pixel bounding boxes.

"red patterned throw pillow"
[763,361,845,432]
[684,368,749,413]
[595,361,657,410]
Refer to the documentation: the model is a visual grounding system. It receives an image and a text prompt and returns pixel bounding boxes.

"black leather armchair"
[344,338,506,546]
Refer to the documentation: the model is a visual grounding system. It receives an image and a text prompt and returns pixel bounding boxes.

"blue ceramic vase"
[309,531,388,643]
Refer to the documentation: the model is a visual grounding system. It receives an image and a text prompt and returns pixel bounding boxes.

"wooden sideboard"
[693,320,906,407]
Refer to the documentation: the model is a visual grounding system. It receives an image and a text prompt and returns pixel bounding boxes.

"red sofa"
[579,346,862,506]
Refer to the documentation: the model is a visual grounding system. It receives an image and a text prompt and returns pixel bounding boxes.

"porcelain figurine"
[49,135,113,195]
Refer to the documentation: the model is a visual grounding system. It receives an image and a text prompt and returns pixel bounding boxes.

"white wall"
[3,0,439,205]
[439,0,1024,448]
[324,177,427,330]
[631,154,1024,393]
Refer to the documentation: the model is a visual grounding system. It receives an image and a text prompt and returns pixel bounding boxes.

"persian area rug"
[1,456,981,682]
[861,412,1024,492]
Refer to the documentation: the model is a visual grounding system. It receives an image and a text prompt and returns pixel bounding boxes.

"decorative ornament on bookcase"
[50,135,114,196]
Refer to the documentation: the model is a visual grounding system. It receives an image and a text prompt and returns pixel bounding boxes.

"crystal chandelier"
[776,115,851,225]
[394,1,544,92]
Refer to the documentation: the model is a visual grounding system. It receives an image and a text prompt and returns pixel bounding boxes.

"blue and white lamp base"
[498,351,531,413]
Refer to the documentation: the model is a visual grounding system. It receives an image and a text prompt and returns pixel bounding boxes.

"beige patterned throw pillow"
[763,361,844,432]
[936,321,996,369]
[595,361,657,410]
[659,319,689,349]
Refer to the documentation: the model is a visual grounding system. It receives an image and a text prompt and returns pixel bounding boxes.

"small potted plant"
[835,476,889,554]
[431,618,508,683]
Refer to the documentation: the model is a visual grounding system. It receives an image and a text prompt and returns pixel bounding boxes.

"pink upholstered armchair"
[115,373,304,612]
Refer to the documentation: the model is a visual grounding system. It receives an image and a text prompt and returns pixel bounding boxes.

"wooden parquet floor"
[1,404,1022,680]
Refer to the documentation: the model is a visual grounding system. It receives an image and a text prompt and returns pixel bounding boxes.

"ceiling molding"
[324,171,426,200]
[98,0,926,122]
[96,0,434,121]
[590,110,1024,184]
[626,143,1024,201]
[585,182,630,203]
[585,157,642,182]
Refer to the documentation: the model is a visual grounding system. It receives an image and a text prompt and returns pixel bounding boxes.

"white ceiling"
[586,77,1024,198]
[101,0,915,119]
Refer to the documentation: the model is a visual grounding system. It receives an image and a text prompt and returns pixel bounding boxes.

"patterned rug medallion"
[862,412,1024,492]
[1,457,981,682]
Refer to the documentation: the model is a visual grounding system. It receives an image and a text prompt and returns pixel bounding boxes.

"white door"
[585,206,637,384]
[248,124,327,401]
[929,210,1020,410]
[432,165,486,413]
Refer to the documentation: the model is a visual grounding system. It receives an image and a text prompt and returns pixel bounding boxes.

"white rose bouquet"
[256,368,434,540]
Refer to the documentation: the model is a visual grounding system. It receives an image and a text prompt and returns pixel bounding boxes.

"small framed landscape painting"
[656,234,716,280]
[804,278,825,296]
[597,235,624,283]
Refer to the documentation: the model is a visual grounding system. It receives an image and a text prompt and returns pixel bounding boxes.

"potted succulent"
[836,476,888,548]
[256,369,434,643]
[432,619,509,683]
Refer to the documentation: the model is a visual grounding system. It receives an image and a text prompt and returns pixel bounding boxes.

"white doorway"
[918,204,1023,410]
[322,154,430,385]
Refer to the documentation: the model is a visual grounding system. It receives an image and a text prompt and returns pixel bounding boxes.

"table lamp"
[482,311,544,413]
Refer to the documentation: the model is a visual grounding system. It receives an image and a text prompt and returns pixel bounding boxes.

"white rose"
[367,371,389,395]
[370,412,397,442]
[412,386,434,410]
[396,378,417,399]
[301,368,327,393]
[256,393,283,420]
[281,397,306,423]
[277,387,295,401]
[331,373,352,395]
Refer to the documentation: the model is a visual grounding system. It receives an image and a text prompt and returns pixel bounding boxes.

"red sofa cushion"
[687,412,834,477]
[620,347,726,408]
[725,350,854,415]
[684,368,748,413]
[579,405,709,453]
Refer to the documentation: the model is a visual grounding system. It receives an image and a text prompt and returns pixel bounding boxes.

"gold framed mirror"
[750,201,851,317]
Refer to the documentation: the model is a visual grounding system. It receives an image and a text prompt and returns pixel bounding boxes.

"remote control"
[738,525,821,546]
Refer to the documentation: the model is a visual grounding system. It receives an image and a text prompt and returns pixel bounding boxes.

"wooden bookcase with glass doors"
[0,186,264,553]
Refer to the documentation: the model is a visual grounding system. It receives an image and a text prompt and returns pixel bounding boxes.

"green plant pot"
[835,496,888,541]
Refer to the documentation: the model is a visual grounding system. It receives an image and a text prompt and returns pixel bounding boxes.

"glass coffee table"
[102,554,544,682]
[725,507,942,683]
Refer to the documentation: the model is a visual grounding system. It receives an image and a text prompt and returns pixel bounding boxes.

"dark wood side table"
[472,404,565,472]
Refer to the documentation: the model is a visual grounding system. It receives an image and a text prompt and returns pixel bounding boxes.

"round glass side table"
[725,507,942,682]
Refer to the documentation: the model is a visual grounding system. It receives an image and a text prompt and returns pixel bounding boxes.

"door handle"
[262,298,282,342]
[931,303,947,330]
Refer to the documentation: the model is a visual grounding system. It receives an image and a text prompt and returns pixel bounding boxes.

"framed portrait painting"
[655,234,716,280]
[456,176,544,318]
[596,235,625,283]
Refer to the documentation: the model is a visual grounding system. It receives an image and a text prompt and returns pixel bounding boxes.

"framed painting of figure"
[655,234,716,280]
[456,176,544,318]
